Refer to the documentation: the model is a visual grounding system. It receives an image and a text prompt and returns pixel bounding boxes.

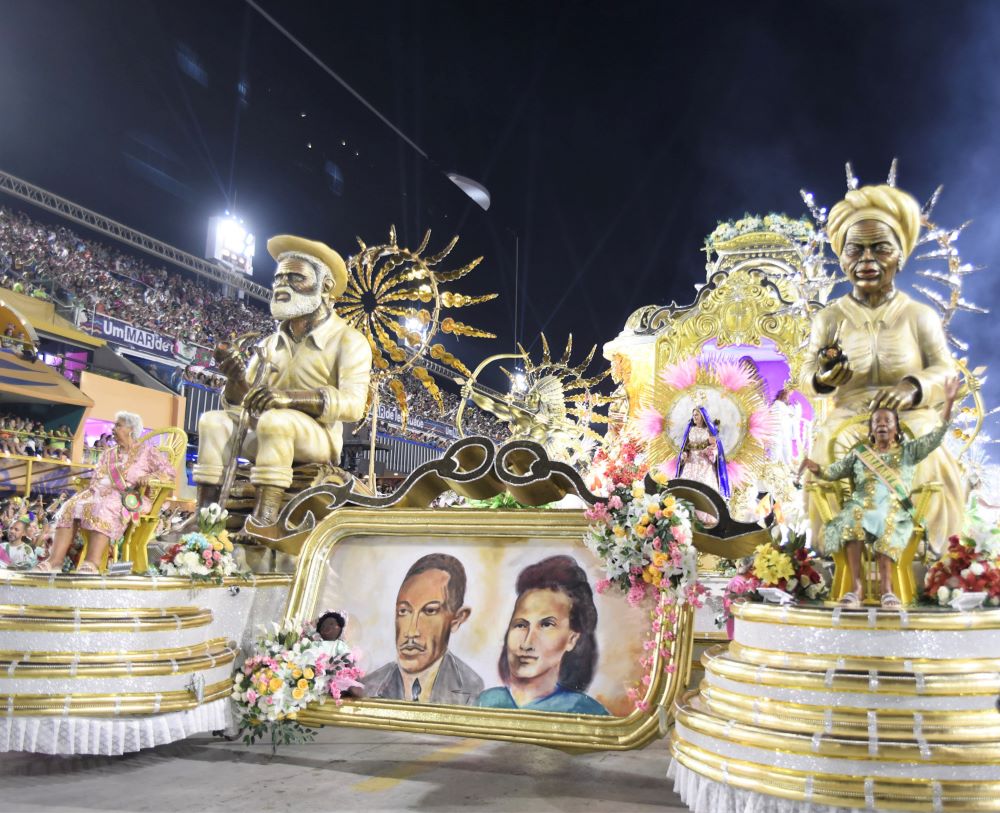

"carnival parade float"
[1,163,997,812]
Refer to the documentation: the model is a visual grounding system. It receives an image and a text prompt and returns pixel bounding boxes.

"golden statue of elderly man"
[802,184,965,551]
[192,235,372,526]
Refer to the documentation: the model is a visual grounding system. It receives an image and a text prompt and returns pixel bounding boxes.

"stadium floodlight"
[206,215,255,275]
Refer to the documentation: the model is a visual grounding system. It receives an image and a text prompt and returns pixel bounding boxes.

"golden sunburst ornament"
[336,226,497,431]
[456,334,610,465]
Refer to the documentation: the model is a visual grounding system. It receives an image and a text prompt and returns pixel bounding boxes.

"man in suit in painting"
[364,553,484,705]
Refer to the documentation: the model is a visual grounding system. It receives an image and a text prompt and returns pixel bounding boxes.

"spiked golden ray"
[424,235,459,266]
[440,291,498,308]
[560,335,573,365]
[389,378,408,431]
[433,256,483,283]
[430,343,472,378]
[414,229,431,256]
[337,227,495,444]
[441,317,496,339]
[540,334,552,365]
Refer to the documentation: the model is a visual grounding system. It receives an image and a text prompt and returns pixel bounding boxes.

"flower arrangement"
[715,528,827,634]
[924,534,1000,607]
[584,478,704,711]
[232,620,364,752]
[586,437,649,498]
[705,213,815,249]
[157,503,241,581]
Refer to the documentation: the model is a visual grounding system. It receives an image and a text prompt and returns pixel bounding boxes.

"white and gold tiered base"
[0,571,290,755]
[669,602,1000,813]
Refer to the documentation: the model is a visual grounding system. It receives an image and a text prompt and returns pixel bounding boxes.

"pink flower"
[641,674,652,686]
[585,502,609,522]
[594,578,612,594]
[246,689,258,704]
[637,407,666,442]
[749,407,779,443]
[670,524,690,545]
[712,358,755,392]
[608,495,623,510]
[626,581,647,607]
[660,358,698,390]
[635,699,651,712]
[664,663,676,674]
[652,537,662,551]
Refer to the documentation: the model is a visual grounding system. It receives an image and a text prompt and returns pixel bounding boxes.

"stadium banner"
[81,315,214,367]
[377,401,457,438]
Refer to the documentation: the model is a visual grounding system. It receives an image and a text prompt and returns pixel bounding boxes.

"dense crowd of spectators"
[0,206,273,349]
[0,493,70,570]
[378,377,507,445]
[0,413,72,460]
[0,205,511,448]
[181,365,226,390]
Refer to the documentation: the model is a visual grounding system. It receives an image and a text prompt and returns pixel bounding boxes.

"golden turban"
[826,184,922,262]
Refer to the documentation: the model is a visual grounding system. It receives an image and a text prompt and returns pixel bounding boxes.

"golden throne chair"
[805,414,941,605]
[78,427,187,574]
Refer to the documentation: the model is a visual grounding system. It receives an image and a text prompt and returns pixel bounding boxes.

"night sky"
[1,0,999,407]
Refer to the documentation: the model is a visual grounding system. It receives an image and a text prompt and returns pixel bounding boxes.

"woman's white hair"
[114,411,144,440]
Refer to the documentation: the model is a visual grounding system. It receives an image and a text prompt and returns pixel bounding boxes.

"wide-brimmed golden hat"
[267,235,348,298]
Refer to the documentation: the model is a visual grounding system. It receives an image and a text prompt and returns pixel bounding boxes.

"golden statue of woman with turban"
[802,184,964,552]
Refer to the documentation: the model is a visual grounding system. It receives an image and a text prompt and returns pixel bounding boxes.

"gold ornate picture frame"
[283,507,693,752]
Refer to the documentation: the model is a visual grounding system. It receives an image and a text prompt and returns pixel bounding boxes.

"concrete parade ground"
[0,727,687,812]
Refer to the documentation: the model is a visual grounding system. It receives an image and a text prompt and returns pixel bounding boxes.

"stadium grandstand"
[0,191,508,497]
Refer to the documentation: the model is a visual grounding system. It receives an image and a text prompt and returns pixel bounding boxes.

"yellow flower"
[646,503,660,515]
[661,496,676,511]
[652,551,670,568]
[268,677,283,693]
[297,678,309,690]
[292,669,302,679]
[212,541,223,552]
[642,564,659,584]
[613,526,626,537]
[753,544,795,585]
[292,687,305,700]
[632,484,645,500]
[303,668,314,680]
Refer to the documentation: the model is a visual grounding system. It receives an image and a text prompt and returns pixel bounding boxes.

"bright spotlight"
[511,371,528,395]
[206,215,255,275]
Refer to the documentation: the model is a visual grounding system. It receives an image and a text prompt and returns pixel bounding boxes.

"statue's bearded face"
[840,220,902,297]
[271,256,326,320]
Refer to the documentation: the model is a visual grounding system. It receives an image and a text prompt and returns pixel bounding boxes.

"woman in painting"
[676,406,730,498]
[477,555,609,715]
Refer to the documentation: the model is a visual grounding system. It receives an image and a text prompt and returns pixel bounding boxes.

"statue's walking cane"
[218,342,274,510]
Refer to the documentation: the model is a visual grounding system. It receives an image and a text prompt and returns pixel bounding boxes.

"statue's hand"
[214,343,247,383]
[869,380,919,412]
[243,388,324,419]
[814,359,853,390]
[243,386,292,416]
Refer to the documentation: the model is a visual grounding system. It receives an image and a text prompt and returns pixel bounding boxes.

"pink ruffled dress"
[55,443,173,541]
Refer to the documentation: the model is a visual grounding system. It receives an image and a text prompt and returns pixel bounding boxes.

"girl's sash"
[855,444,915,517]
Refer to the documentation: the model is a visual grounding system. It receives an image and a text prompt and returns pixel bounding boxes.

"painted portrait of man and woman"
[315,536,649,717]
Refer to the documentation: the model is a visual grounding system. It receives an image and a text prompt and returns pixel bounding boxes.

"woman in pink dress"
[34,411,173,574]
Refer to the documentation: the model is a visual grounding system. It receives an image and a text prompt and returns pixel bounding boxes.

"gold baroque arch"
[654,267,812,387]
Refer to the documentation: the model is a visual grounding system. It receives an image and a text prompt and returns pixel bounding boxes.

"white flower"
[936,586,951,605]
[970,562,985,577]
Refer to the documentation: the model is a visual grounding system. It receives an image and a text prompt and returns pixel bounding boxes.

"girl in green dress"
[801,377,961,609]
